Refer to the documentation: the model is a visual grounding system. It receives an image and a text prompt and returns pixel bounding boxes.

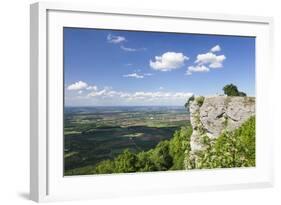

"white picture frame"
[30,2,274,202]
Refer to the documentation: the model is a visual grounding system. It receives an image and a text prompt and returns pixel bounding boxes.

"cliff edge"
[188,96,255,166]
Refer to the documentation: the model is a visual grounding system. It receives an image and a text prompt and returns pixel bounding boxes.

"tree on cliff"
[184,95,194,110]
[223,84,247,96]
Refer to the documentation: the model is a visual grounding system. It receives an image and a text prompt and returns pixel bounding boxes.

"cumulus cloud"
[67,81,88,90]
[120,45,146,52]
[67,81,99,93]
[195,52,226,68]
[123,73,144,79]
[107,34,126,44]
[86,85,98,91]
[150,52,189,71]
[186,65,210,75]
[187,45,226,75]
[210,45,221,52]
[87,89,108,97]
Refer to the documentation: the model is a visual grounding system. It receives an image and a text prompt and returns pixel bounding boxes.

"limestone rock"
[188,96,255,163]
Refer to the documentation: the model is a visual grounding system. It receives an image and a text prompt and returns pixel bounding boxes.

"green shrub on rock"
[195,116,255,169]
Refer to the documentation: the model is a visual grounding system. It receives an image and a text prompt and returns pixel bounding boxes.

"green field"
[64,106,190,175]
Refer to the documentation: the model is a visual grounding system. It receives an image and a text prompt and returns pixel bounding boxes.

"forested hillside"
[65,116,255,175]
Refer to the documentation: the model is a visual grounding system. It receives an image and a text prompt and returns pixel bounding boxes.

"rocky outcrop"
[188,96,255,163]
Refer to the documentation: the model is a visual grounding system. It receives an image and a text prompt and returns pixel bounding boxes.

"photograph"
[63,28,256,176]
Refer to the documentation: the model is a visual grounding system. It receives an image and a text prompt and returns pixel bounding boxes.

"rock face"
[189,96,255,160]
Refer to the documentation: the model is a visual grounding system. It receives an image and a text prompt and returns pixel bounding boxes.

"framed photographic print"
[30,2,274,202]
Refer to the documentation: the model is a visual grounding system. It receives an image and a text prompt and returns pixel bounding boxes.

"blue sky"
[64,27,255,106]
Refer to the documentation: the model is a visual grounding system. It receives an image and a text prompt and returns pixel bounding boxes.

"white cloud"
[186,45,226,75]
[87,89,108,97]
[120,45,146,52]
[186,65,210,75]
[123,72,153,79]
[209,61,224,68]
[86,85,98,91]
[210,45,221,52]
[150,52,189,71]
[107,34,126,44]
[67,81,88,90]
[85,87,193,106]
[195,52,226,68]
[66,84,194,106]
[87,88,127,98]
[123,73,144,79]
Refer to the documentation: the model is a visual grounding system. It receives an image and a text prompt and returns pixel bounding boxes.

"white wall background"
[0,0,280,204]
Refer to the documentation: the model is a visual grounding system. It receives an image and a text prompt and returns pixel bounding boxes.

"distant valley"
[64,106,189,175]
